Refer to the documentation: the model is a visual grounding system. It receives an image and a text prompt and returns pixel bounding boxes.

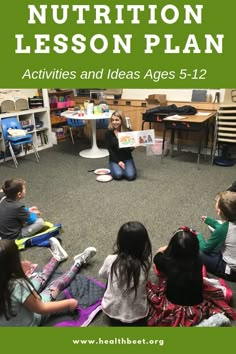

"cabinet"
[0,107,52,162]
[48,89,75,142]
[109,101,147,131]
[74,96,219,147]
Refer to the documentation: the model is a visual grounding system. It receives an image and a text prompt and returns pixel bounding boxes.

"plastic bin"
[146,138,169,156]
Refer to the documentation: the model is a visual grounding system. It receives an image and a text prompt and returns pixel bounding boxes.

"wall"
[0,89,37,98]
[5,88,228,103]
[122,89,225,102]
[20,89,37,97]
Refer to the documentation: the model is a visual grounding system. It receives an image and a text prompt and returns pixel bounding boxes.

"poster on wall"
[1,1,236,354]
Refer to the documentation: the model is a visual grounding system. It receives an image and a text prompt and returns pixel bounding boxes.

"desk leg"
[205,120,210,160]
[177,130,182,153]
[197,153,200,169]
[197,128,204,170]
[141,121,152,130]
[211,129,218,165]
[161,127,167,163]
[170,129,175,157]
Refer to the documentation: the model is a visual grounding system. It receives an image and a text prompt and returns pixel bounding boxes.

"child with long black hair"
[153,226,203,306]
[147,227,236,326]
[0,239,96,326]
[99,221,152,326]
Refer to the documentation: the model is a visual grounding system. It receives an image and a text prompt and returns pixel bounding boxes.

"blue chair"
[96,118,109,129]
[66,118,87,144]
[1,117,39,168]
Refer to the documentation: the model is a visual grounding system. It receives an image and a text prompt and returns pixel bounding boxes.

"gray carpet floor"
[1,137,236,326]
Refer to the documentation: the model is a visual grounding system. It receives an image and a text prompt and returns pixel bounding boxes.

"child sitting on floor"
[197,191,236,281]
[147,227,236,326]
[99,221,152,326]
[0,238,96,326]
[0,178,45,240]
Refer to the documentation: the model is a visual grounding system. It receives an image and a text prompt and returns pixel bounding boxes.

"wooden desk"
[161,111,216,169]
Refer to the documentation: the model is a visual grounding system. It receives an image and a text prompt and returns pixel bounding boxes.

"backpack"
[15,221,62,250]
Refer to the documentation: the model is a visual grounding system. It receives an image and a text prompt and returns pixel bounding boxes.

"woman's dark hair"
[166,228,199,260]
[111,221,152,297]
[0,239,36,320]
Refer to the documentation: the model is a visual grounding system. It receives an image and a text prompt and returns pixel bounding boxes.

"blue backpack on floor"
[15,221,62,250]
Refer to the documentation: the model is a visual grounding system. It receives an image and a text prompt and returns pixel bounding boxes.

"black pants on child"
[200,250,236,282]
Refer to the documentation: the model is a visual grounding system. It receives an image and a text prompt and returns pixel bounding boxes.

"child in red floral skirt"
[147,226,236,326]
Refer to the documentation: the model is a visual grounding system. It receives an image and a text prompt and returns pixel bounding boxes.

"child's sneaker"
[49,237,68,262]
[74,247,97,265]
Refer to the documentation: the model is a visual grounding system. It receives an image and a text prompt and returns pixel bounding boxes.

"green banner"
[0,327,234,354]
[0,0,235,88]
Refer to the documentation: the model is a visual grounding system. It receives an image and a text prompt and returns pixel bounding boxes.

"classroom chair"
[1,116,39,168]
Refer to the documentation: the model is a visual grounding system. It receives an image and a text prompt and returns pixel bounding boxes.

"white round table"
[63,111,112,158]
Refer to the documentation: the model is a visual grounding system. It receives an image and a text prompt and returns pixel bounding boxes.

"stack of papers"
[164,115,186,120]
